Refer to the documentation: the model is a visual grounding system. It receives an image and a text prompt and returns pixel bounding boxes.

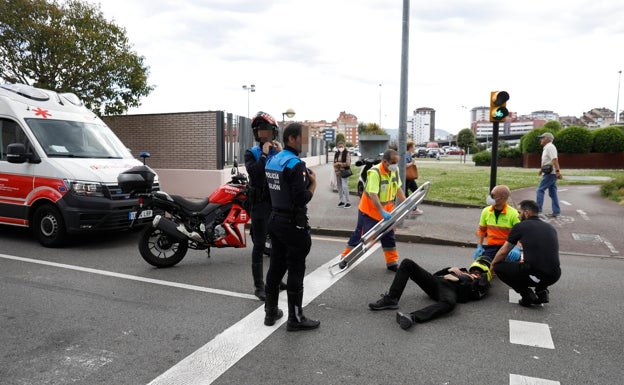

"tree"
[456,128,475,163]
[335,133,346,145]
[0,0,153,115]
[358,122,387,135]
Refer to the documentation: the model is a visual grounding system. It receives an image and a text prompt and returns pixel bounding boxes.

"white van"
[0,83,158,247]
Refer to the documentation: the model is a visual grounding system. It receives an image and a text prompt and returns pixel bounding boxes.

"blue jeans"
[536,173,560,215]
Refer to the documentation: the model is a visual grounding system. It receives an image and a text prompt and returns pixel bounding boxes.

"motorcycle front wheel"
[138,226,188,268]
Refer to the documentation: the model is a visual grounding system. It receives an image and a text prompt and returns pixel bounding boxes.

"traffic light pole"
[489,121,500,193]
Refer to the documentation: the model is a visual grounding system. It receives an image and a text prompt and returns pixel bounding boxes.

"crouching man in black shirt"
[491,199,561,307]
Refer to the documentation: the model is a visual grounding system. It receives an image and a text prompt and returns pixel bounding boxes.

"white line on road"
[560,200,572,206]
[147,243,381,385]
[509,320,555,349]
[576,209,590,221]
[598,236,620,255]
[0,253,258,300]
[510,374,560,385]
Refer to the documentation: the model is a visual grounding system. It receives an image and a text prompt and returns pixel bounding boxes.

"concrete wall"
[155,155,323,199]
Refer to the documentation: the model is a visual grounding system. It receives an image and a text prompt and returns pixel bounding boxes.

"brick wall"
[103,111,219,170]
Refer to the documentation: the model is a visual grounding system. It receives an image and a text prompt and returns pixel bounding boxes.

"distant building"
[408,107,435,145]
[336,111,358,145]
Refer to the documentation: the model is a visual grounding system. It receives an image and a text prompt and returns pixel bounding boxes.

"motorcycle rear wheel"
[139,226,188,268]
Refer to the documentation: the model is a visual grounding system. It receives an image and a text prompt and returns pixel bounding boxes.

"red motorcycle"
[118,162,250,268]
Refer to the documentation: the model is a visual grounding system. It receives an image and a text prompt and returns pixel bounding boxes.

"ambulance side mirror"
[7,143,40,164]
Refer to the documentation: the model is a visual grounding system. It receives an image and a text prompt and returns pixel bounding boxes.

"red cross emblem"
[33,107,51,118]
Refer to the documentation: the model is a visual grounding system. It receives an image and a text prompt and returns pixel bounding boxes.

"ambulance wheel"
[138,226,188,268]
[33,204,67,247]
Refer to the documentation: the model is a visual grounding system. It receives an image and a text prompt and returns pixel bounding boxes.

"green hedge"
[592,126,624,153]
[521,124,624,154]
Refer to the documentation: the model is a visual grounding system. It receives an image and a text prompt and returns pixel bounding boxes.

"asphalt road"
[1,224,623,385]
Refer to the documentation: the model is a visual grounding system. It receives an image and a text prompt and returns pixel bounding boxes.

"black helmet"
[251,111,278,142]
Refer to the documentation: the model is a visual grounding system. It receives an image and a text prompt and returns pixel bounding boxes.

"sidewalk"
[307,162,479,247]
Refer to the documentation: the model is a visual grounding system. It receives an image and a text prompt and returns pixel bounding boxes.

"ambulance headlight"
[66,180,104,197]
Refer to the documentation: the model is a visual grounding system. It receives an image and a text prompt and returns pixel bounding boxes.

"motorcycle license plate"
[129,210,153,220]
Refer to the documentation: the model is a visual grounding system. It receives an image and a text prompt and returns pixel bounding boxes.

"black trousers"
[389,259,457,323]
[495,261,561,294]
[250,201,271,286]
[265,214,311,293]
[405,179,418,196]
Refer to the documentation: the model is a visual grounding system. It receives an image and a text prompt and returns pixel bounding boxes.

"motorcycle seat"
[169,195,210,212]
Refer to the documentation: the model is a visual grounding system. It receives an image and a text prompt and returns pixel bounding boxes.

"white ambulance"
[0,83,158,247]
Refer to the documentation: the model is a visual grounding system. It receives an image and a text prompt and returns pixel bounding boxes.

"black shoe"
[286,316,320,331]
[518,289,538,307]
[254,287,266,301]
[337,202,345,207]
[387,264,398,272]
[396,312,414,330]
[547,213,560,218]
[344,203,352,208]
[535,289,550,304]
[264,308,283,326]
[369,294,399,310]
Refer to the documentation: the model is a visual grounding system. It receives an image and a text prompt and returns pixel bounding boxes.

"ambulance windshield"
[25,119,131,159]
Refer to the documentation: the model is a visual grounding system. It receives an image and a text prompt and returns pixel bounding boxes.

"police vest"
[265,149,301,211]
[249,144,279,162]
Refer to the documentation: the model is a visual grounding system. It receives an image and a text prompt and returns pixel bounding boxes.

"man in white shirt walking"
[536,132,562,217]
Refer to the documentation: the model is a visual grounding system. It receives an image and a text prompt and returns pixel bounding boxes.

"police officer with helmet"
[244,111,283,301]
[263,123,320,331]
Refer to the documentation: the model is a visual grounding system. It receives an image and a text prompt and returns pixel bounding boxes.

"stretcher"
[328,181,431,276]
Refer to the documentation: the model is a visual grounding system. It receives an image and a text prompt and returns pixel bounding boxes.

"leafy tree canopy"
[456,128,475,149]
[0,0,153,115]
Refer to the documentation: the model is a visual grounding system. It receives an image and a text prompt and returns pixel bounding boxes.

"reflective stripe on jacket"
[358,164,401,221]
[476,204,520,246]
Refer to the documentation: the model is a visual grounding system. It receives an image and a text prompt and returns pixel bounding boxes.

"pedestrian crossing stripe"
[510,373,560,384]
[509,320,555,349]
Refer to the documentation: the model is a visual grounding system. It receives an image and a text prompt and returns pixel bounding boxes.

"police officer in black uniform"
[264,123,320,331]
[244,111,283,300]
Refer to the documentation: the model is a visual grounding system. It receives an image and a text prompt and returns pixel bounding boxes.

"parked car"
[415,147,428,158]
[446,147,465,155]
[427,148,441,158]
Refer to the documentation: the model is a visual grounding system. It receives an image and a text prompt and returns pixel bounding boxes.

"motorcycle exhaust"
[152,215,198,242]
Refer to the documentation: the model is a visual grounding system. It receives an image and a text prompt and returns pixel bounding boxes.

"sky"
[84,0,624,134]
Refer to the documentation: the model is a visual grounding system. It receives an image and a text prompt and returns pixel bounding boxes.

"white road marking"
[0,253,258,300]
[147,243,381,385]
[510,374,560,385]
[576,209,590,221]
[598,236,619,255]
[559,200,572,206]
[509,289,521,303]
[509,320,555,349]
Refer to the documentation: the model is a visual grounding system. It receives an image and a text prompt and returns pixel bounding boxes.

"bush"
[600,176,624,205]
[472,151,491,165]
[521,128,551,154]
[592,126,624,153]
[556,126,593,154]
[498,147,522,159]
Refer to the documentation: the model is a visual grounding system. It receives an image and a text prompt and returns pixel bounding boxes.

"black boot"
[252,262,265,301]
[286,290,320,332]
[264,285,283,326]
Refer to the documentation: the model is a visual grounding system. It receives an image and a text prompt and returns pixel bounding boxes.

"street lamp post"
[616,70,622,124]
[242,84,255,118]
[282,108,296,123]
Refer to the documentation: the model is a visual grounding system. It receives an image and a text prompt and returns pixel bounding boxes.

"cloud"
[83,0,624,133]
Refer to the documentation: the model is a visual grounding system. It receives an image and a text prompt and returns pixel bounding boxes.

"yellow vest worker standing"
[341,149,406,272]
